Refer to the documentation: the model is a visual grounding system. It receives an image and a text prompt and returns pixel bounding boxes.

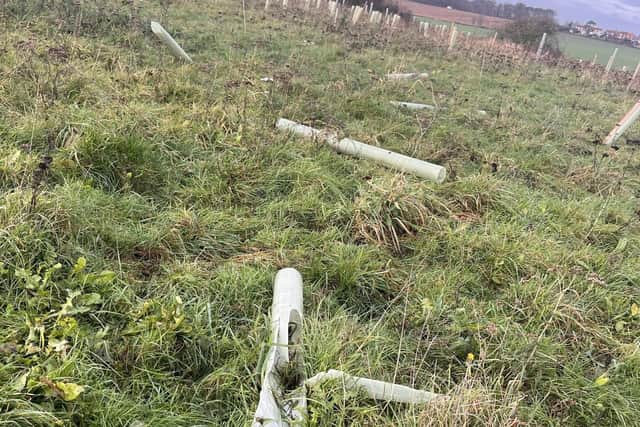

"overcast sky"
[522,0,640,33]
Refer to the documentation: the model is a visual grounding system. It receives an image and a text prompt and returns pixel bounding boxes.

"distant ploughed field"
[397,0,512,29]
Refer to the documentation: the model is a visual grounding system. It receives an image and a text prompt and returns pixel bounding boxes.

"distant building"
[606,30,636,42]
[570,23,638,45]
[571,23,604,38]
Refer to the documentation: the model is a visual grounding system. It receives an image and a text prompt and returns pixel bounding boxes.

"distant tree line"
[412,0,556,20]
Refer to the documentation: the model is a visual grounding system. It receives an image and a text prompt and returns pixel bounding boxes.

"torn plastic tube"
[276,118,325,140]
[390,101,436,111]
[150,21,193,63]
[386,72,429,80]
[276,119,446,183]
[603,99,640,146]
[253,270,446,423]
[253,269,306,427]
[306,369,443,404]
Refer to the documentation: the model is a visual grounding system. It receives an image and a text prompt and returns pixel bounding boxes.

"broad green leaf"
[48,338,69,354]
[73,257,87,274]
[55,382,85,401]
[594,374,609,387]
[13,372,28,391]
[94,270,116,284]
[77,293,102,306]
[421,298,434,314]
[614,238,628,253]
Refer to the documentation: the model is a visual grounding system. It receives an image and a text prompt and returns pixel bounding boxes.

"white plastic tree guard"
[276,118,337,142]
[306,370,443,404]
[351,5,364,25]
[386,72,429,80]
[328,0,337,15]
[448,25,458,52]
[335,138,446,183]
[390,101,436,111]
[535,32,547,61]
[150,21,193,63]
[276,118,446,183]
[603,99,640,146]
[369,10,382,24]
[628,61,640,90]
[252,270,446,425]
[605,48,619,76]
[489,32,498,49]
[253,269,306,427]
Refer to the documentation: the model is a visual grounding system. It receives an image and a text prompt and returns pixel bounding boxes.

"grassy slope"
[1,1,640,426]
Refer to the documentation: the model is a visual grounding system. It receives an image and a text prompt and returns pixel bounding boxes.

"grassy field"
[416,15,640,70]
[558,33,640,70]
[1,1,640,426]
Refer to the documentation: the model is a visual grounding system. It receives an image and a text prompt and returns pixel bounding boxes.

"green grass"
[1,1,640,426]
[558,33,640,70]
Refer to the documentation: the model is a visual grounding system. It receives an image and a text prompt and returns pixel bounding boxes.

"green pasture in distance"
[558,33,640,70]
[417,16,640,70]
